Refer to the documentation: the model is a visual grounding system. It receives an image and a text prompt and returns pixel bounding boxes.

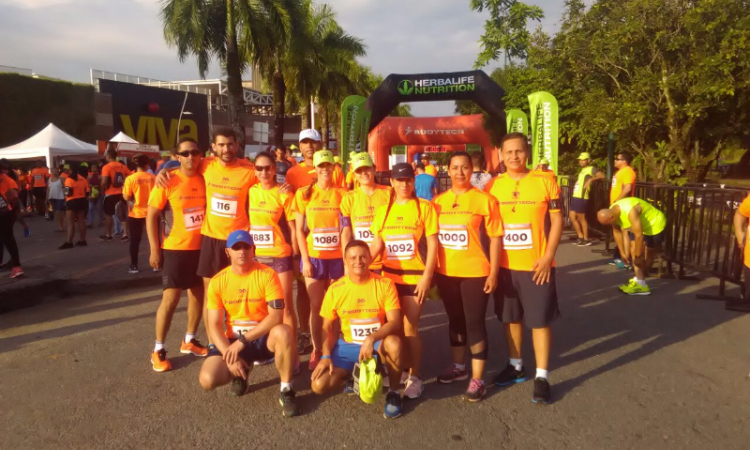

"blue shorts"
[628,230,665,248]
[331,338,381,372]
[301,257,344,281]
[255,256,294,274]
[570,197,589,214]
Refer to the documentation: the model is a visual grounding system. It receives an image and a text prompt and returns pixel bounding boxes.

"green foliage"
[0,74,95,148]
[471,0,544,68]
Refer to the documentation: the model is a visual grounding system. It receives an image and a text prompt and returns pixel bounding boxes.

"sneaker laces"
[467,378,484,393]
[189,338,205,348]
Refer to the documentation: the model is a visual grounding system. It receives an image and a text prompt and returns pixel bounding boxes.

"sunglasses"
[255,165,273,172]
[231,242,252,250]
[178,150,202,157]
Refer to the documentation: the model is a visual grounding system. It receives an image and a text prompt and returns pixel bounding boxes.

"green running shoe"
[622,281,651,296]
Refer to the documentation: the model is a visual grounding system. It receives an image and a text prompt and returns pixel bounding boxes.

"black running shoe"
[383,391,403,419]
[580,239,593,246]
[493,364,528,386]
[75,240,87,247]
[279,389,300,417]
[58,242,74,250]
[532,377,551,404]
[99,235,112,242]
[128,264,139,274]
[230,377,248,397]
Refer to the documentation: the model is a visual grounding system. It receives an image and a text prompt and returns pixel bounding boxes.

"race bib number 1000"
[183,206,204,231]
[438,224,469,251]
[504,223,533,250]
[350,318,381,344]
[211,194,238,218]
[312,227,340,251]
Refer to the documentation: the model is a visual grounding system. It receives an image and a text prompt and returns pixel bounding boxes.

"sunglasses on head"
[255,165,273,172]
[178,150,202,157]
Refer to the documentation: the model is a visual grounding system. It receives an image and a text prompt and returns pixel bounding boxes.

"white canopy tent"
[0,123,100,168]
[108,132,138,144]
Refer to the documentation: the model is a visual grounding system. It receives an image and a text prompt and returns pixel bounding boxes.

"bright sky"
[0,0,566,117]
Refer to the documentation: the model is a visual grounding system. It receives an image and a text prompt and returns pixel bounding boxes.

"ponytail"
[411,189,422,226]
[379,188,396,234]
[303,182,315,201]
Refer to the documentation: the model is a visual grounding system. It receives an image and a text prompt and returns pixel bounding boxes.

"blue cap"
[414,153,421,162]
[226,230,254,249]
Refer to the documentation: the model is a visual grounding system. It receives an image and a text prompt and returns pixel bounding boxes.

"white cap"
[299,129,322,142]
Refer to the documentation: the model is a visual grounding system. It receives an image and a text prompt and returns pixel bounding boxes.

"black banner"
[99,79,209,151]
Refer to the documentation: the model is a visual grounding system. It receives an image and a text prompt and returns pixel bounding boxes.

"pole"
[310,97,316,130]
[176,91,189,147]
[607,131,615,180]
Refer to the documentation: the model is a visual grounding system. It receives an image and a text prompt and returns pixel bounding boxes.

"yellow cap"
[350,152,374,171]
[539,158,550,165]
[313,149,335,167]
[333,156,341,164]
[289,144,298,150]
[578,152,591,160]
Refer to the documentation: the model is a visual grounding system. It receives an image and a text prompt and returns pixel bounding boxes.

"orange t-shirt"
[0,176,19,211]
[340,185,392,270]
[610,166,636,205]
[488,172,561,272]
[293,184,346,259]
[332,165,345,188]
[123,171,156,218]
[31,168,50,188]
[200,157,257,240]
[433,188,503,278]
[286,162,316,191]
[101,162,132,196]
[64,176,89,201]
[248,184,295,258]
[148,170,206,251]
[738,194,750,268]
[207,264,284,338]
[371,198,438,285]
[320,273,401,344]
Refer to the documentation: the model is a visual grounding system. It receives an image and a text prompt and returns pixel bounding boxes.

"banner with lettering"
[528,91,559,174]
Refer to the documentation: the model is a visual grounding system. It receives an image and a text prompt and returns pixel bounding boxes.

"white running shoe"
[403,375,424,399]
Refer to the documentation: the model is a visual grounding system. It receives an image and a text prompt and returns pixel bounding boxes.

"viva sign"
[397,76,476,96]
[528,91,559,174]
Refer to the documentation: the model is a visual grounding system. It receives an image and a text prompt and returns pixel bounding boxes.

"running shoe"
[383,391,403,419]
[437,365,469,384]
[621,281,651,296]
[462,378,486,403]
[579,239,593,246]
[23,226,30,238]
[10,266,24,279]
[297,332,311,355]
[493,364,528,386]
[75,240,87,247]
[611,258,628,270]
[121,235,129,242]
[618,278,637,291]
[230,376,248,397]
[279,389,300,417]
[151,349,172,372]
[58,242,74,250]
[574,238,584,246]
[128,264,139,274]
[403,375,424,399]
[254,356,275,366]
[180,339,209,357]
[99,235,113,242]
[382,370,409,388]
[532,377,551,404]
[343,378,357,395]
[308,351,321,371]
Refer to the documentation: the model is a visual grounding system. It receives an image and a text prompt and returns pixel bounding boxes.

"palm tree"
[161,0,295,154]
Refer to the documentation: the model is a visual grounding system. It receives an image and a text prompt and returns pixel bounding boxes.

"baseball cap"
[63,164,71,170]
[313,150,335,167]
[333,156,341,164]
[226,230,254,249]
[578,152,591,160]
[80,162,89,168]
[539,158,550,165]
[162,160,181,171]
[350,152,374,171]
[420,153,430,160]
[289,144,298,150]
[299,129,322,142]
[391,163,415,179]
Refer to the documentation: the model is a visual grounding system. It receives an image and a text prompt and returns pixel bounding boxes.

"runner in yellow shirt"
[420,153,438,177]
[433,152,503,402]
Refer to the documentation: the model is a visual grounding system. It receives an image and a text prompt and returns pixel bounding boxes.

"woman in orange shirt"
[293,150,347,370]
[59,165,90,249]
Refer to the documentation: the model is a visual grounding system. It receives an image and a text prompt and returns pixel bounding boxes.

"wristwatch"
[237,334,248,345]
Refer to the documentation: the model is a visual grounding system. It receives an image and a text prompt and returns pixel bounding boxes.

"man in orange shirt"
[147,138,209,372]
[30,160,50,215]
[285,129,321,190]
[100,150,132,242]
[199,230,299,417]
[732,195,750,312]
[123,154,155,274]
[609,152,637,268]
[420,153,438,177]
[0,161,23,278]
[486,132,563,405]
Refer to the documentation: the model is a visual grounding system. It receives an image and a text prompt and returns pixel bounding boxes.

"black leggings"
[435,273,489,360]
[127,217,146,266]
[0,214,20,267]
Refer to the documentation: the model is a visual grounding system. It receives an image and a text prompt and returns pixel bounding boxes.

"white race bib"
[384,234,416,260]
[34,175,42,181]
[312,227,340,251]
[438,225,469,251]
[211,194,238,218]
[250,225,274,248]
[182,206,204,231]
[350,318,381,344]
[354,221,374,243]
[504,223,533,250]
[232,320,259,339]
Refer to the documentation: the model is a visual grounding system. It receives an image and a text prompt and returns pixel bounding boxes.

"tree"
[161,0,295,154]
[470,0,544,68]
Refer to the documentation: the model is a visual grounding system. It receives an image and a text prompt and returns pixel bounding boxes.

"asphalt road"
[1,240,749,449]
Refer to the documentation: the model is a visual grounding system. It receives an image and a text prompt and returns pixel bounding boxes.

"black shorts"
[207,335,273,364]
[744,265,750,299]
[255,256,294,274]
[32,187,46,199]
[628,230,665,248]
[395,283,418,297]
[570,197,588,214]
[65,198,88,212]
[197,235,229,279]
[495,267,560,328]
[103,194,123,216]
[162,249,202,290]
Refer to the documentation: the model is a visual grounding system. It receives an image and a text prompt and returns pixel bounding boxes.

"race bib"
[34,175,42,181]
[182,206,204,231]
[232,320,259,339]
[384,234,415,260]
[250,225,274,248]
[276,174,286,184]
[354,221,374,243]
[504,223,533,250]
[438,225,469,251]
[312,227,340,251]
[350,318,381,344]
[211,194,238,218]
